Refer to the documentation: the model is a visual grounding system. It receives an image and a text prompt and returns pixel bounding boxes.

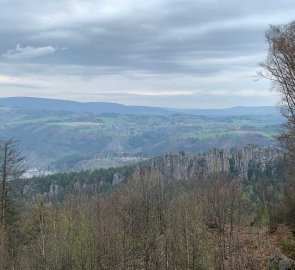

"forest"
[0,145,294,270]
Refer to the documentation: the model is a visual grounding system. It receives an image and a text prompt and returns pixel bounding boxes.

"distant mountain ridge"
[173,106,279,116]
[0,97,280,116]
[0,97,170,115]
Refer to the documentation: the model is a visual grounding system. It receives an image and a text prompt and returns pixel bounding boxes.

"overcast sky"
[0,0,294,108]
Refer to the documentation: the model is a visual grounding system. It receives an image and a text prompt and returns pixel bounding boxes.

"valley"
[0,98,283,172]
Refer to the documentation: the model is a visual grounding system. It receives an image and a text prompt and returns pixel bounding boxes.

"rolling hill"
[0,97,280,116]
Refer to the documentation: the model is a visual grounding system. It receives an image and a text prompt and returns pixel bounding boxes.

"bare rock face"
[112,173,125,185]
[23,185,34,195]
[136,145,284,181]
[48,184,59,198]
[202,148,229,175]
[269,248,295,270]
[74,181,80,190]
[231,144,283,177]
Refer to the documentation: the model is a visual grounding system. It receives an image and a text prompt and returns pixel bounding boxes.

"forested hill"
[0,97,171,115]
[0,96,279,116]
[14,145,286,201]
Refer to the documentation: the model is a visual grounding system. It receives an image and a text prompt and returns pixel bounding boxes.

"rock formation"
[269,248,295,270]
[135,144,285,182]
[112,173,126,185]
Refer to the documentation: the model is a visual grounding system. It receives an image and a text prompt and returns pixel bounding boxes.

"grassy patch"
[281,240,295,260]
[186,130,234,140]
[99,116,123,125]
[259,130,280,138]
[48,122,102,130]
[58,122,101,127]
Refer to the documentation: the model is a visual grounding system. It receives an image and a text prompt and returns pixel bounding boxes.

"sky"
[0,0,295,108]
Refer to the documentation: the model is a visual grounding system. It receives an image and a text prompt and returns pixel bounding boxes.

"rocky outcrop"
[269,248,295,270]
[112,173,125,185]
[48,184,59,198]
[135,145,284,181]
[17,145,285,200]
[230,144,283,177]
[22,185,35,195]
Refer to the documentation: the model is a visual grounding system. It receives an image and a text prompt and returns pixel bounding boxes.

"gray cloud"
[0,82,41,89]
[0,0,294,107]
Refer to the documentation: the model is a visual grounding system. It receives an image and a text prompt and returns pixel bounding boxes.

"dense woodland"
[0,159,293,270]
[0,21,295,270]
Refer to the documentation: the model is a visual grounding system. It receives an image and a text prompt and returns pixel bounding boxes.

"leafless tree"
[259,21,295,160]
[0,139,25,226]
[204,173,241,270]
[0,139,25,269]
[259,21,295,229]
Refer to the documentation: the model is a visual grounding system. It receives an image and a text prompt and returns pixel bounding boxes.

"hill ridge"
[0,96,280,116]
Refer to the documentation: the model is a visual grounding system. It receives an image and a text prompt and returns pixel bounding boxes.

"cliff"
[19,145,285,197]
[134,144,285,182]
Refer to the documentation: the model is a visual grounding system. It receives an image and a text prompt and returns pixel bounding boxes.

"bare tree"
[0,139,25,269]
[204,173,241,270]
[0,139,25,226]
[259,20,295,233]
[259,21,295,160]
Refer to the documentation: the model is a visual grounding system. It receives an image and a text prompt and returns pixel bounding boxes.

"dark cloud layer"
[0,0,294,107]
